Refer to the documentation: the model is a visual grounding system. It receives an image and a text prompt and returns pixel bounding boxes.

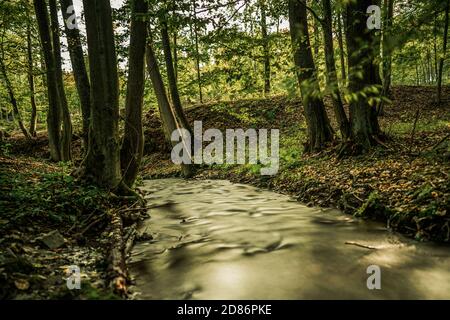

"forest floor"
[0,138,147,299]
[0,86,449,299]
[141,86,450,243]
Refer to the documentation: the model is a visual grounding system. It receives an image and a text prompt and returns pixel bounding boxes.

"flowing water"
[129,179,450,299]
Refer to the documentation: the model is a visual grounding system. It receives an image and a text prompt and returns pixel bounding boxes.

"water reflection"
[129,179,450,299]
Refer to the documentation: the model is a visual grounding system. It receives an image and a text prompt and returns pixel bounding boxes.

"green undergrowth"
[0,158,110,234]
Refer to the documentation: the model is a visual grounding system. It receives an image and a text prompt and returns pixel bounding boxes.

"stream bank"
[141,87,450,242]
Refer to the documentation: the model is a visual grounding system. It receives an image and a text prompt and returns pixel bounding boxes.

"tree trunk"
[434,11,439,82]
[345,0,382,149]
[172,0,178,83]
[60,0,91,153]
[83,0,122,189]
[336,8,347,83]
[146,31,194,177]
[160,14,192,133]
[322,0,351,139]
[438,0,450,104]
[191,0,203,103]
[26,9,38,137]
[120,0,148,188]
[382,0,394,95]
[49,0,72,161]
[313,16,320,59]
[260,0,270,95]
[34,0,62,161]
[378,0,394,115]
[288,0,333,152]
[0,58,32,140]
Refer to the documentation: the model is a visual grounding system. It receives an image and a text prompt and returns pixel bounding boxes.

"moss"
[355,192,391,220]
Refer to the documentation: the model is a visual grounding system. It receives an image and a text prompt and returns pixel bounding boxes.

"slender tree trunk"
[146,36,194,177]
[34,0,62,161]
[60,0,91,153]
[0,58,32,140]
[434,11,439,82]
[49,0,72,161]
[192,0,203,103]
[378,0,394,115]
[260,0,270,95]
[26,10,38,137]
[83,0,122,189]
[336,8,347,83]
[120,0,148,188]
[172,0,178,83]
[146,38,177,143]
[288,0,333,152]
[313,16,320,59]
[382,0,394,95]
[322,0,351,139]
[415,62,420,85]
[372,0,383,86]
[160,14,192,133]
[438,0,450,104]
[345,0,382,149]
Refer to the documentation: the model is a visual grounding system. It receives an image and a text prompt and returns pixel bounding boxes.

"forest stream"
[129,179,450,300]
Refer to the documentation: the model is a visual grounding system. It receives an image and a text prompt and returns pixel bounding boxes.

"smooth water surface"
[129,179,450,299]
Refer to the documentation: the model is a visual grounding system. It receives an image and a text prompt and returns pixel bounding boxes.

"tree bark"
[345,0,382,149]
[146,31,194,177]
[378,0,394,115]
[288,0,333,152]
[160,14,192,133]
[336,8,347,83]
[322,0,351,139]
[60,0,91,153]
[26,9,38,137]
[34,0,62,161]
[382,0,394,95]
[83,0,122,189]
[260,0,270,95]
[120,0,148,188]
[172,0,178,83]
[191,0,203,103]
[434,11,439,82]
[0,58,32,140]
[49,0,72,161]
[438,0,450,104]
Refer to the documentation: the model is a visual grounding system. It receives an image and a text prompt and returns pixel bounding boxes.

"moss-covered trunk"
[322,0,351,140]
[60,0,91,153]
[49,0,72,161]
[345,0,382,149]
[33,0,62,161]
[288,0,333,152]
[120,0,148,188]
[83,0,121,189]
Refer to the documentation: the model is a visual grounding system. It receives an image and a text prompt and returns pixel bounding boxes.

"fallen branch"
[107,209,128,297]
[345,241,377,250]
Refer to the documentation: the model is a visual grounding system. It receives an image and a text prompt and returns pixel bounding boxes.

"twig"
[431,133,450,150]
[345,241,377,250]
